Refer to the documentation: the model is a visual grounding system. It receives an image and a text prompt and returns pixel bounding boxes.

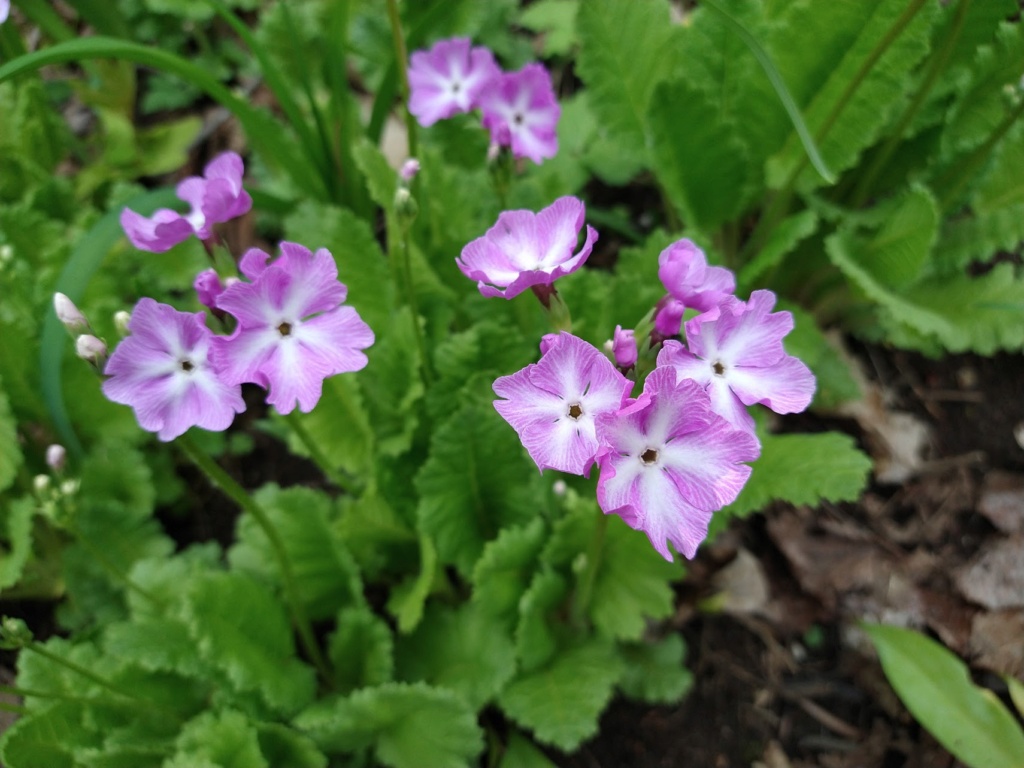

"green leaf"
[280,375,374,477]
[498,731,558,768]
[781,303,861,409]
[937,204,1024,275]
[0,702,82,768]
[255,724,326,768]
[181,571,316,717]
[648,79,753,232]
[973,123,1024,213]
[416,399,540,576]
[472,519,547,630]
[866,186,940,288]
[295,683,484,768]
[328,605,395,694]
[738,210,818,291]
[0,378,22,491]
[352,137,398,214]
[0,497,35,591]
[575,0,677,153]
[167,710,267,768]
[618,635,694,704]
[519,0,578,57]
[228,485,364,621]
[386,534,438,634]
[865,624,1024,768]
[766,0,939,189]
[718,431,871,521]
[499,640,624,752]
[395,603,517,709]
[336,488,418,580]
[515,568,570,672]
[102,617,212,680]
[135,116,202,176]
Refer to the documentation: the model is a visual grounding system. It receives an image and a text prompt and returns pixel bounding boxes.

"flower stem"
[385,0,418,161]
[176,433,334,686]
[281,410,359,495]
[397,222,435,387]
[572,510,609,626]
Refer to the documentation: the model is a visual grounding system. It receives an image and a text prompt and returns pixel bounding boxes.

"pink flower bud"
[400,158,420,181]
[45,444,66,472]
[75,334,108,366]
[539,333,559,356]
[54,293,89,333]
[612,325,637,369]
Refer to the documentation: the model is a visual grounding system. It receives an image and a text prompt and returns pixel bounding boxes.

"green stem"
[385,0,418,161]
[936,97,1024,214]
[282,411,358,494]
[851,0,971,208]
[572,511,609,626]
[397,223,435,387]
[176,434,334,686]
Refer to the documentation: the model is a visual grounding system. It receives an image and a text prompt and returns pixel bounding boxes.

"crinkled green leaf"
[576,0,677,153]
[499,640,624,752]
[0,378,22,492]
[717,432,871,525]
[228,484,364,621]
[498,731,558,768]
[256,724,327,768]
[166,710,267,768]
[618,635,694,704]
[352,137,398,214]
[472,518,547,629]
[649,79,753,232]
[937,204,1024,275]
[337,488,418,580]
[328,605,395,694]
[102,618,211,679]
[181,571,316,717]
[781,304,861,410]
[295,682,484,768]
[739,210,819,291]
[361,307,425,457]
[519,0,578,57]
[767,0,939,189]
[0,701,83,768]
[386,534,437,634]
[395,603,517,709]
[0,497,35,591]
[973,123,1024,214]
[866,624,1024,768]
[416,399,540,576]
[515,568,570,673]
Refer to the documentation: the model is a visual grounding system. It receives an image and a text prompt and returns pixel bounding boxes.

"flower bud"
[653,295,685,337]
[539,333,559,356]
[400,158,420,182]
[54,292,89,333]
[0,617,33,650]
[394,187,419,225]
[113,310,132,336]
[611,325,637,369]
[33,474,51,495]
[59,479,80,497]
[0,245,12,263]
[552,479,567,496]
[75,334,108,368]
[194,268,225,311]
[45,444,66,472]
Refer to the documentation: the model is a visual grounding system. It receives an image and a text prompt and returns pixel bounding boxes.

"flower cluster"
[102,153,374,441]
[408,37,560,164]
[472,204,815,560]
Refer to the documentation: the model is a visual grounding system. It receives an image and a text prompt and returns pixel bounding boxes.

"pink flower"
[121,152,252,253]
[194,269,226,311]
[408,37,500,127]
[595,367,760,560]
[658,290,816,432]
[493,333,633,476]
[653,296,686,337]
[212,243,374,415]
[0,0,9,24]
[102,299,245,441]
[457,196,598,299]
[658,239,735,312]
[611,325,637,369]
[479,64,560,164]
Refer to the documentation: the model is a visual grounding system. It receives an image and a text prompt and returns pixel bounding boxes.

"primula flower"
[611,325,637,369]
[194,269,227,312]
[493,332,633,476]
[0,0,9,24]
[408,37,500,127]
[658,239,735,312]
[457,196,598,299]
[595,367,760,560]
[213,242,374,414]
[102,298,245,441]
[479,63,560,164]
[658,290,816,432]
[121,152,252,253]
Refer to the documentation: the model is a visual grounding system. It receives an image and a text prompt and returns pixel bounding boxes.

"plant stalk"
[385,0,418,161]
[176,433,334,686]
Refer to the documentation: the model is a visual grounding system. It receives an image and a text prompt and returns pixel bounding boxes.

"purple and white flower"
[121,152,252,253]
[493,332,633,476]
[595,367,760,560]
[102,298,245,441]
[658,239,735,312]
[457,196,598,299]
[194,269,226,312]
[0,0,9,24]
[212,242,374,415]
[408,37,500,127]
[479,63,560,164]
[658,290,816,431]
